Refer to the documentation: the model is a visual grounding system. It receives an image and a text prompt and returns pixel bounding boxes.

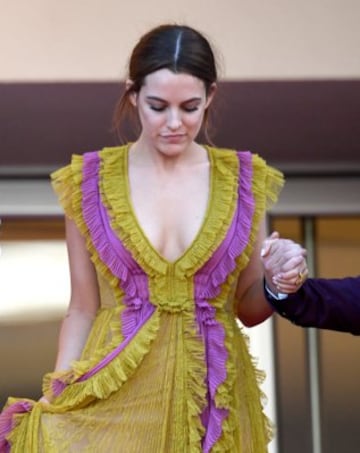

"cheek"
[185,111,205,130]
[139,109,164,131]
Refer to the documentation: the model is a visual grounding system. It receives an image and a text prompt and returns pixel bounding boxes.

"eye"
[149,104,166,112]
[182,102,201,112]
[182,106,199,113]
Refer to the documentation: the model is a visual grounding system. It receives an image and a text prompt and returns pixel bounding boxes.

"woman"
[0,25,306,452]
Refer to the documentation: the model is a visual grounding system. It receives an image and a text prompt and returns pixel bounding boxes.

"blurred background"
[1,1,360,452]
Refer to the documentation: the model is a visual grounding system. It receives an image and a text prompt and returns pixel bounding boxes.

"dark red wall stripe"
[1,80,359,175]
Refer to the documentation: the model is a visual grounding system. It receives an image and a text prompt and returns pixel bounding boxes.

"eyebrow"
[145,96,203,104]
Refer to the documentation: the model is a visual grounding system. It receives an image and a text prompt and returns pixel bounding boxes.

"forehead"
[141,68,206,98]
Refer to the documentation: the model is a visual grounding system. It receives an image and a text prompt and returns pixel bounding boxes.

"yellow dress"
[0,145,283,452]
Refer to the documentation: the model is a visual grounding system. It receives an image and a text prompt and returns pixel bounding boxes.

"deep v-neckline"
[123,144,215,266]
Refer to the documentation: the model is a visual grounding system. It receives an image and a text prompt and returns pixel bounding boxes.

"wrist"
[263,278,288,305]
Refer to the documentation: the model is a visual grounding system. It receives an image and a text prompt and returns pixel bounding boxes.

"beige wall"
[1,0,359,81]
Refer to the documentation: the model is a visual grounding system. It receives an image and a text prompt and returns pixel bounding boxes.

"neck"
[129,141,207,172]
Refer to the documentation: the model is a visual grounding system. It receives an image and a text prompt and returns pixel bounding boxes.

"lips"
[161,134,185,138]
[160,134,186,143]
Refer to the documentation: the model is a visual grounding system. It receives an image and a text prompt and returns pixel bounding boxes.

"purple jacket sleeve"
[269,277,360,335]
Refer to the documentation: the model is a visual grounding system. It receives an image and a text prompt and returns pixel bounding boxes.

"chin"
[156,140,190,156]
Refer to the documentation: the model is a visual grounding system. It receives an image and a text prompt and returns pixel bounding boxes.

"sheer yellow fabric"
[3,146,284,452]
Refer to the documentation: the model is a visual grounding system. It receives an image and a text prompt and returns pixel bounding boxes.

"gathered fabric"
[0,145,283,452]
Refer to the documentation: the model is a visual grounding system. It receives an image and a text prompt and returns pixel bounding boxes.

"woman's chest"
[129,167,210,262]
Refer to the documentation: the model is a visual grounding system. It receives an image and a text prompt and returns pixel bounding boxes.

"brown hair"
[112,24,218,143]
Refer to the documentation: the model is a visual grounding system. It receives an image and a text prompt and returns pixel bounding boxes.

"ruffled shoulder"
[239,152,284,265]
[51,150,127,300]
[50,154,84,219]
[251,153,284,213]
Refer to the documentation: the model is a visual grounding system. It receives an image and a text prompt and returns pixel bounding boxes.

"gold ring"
[295,271,305,286]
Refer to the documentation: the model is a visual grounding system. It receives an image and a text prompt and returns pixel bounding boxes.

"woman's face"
[130,68,215,157]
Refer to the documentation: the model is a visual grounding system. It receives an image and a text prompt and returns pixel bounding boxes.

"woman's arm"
[235,221,307,327]
[235,221,273,326]
[53,217,100,371]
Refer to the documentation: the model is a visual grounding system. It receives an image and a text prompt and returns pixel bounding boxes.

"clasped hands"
[261,231,308,296]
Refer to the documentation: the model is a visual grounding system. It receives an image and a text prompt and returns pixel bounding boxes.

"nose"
[167,109,182,130]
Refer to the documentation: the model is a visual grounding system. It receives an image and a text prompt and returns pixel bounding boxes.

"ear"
[205,83,217,108]
[126,79,137,107]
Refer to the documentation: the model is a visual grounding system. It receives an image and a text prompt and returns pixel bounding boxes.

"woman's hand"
[261,231,308,294]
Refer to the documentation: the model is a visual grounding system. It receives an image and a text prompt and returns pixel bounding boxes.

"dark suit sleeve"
[268,277,360,335]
